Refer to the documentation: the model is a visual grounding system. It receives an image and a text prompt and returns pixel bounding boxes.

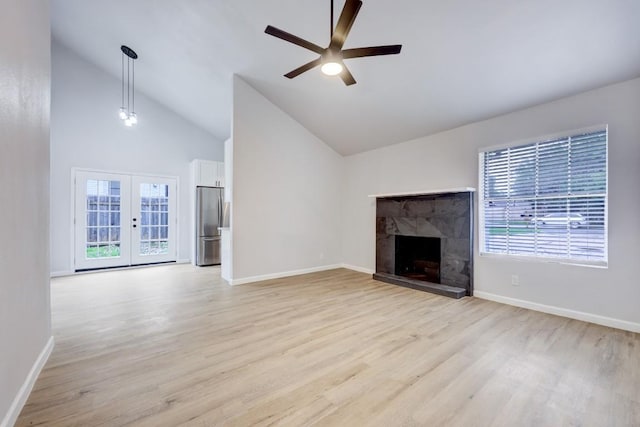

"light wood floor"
[17,265,640,426]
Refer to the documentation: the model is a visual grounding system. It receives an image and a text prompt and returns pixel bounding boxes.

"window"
[479,127,607,266]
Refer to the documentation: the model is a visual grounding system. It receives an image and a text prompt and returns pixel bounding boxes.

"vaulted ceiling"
[52,0,640,155]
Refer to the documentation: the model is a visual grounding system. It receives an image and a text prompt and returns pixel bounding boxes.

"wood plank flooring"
[16,265,640,426]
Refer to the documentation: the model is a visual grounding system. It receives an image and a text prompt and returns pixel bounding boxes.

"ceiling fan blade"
[265,25,325,54]
[342,45,402,59]
[339,65,357,86]
[329,0,362,51]
[284,58,323,79]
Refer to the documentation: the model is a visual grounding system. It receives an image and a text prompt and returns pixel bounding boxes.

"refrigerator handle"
[218,191,223,227]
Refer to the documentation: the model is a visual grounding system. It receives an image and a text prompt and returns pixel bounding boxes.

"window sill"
[478,251,608,269]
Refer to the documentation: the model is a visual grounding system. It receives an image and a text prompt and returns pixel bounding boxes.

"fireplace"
[395,236,441,283]
[372,190,474,299]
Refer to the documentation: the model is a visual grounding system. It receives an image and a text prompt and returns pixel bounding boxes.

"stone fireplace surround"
[372,189,474,299]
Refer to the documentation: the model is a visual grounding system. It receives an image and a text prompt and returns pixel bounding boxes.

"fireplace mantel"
[368,187,475,199]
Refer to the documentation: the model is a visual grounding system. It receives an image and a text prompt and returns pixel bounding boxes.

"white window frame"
[478,125,608,267]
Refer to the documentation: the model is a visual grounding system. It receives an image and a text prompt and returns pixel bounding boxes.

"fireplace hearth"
[373,190,474,299]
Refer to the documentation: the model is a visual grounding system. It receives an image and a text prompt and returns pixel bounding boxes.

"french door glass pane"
[85,179,121,259]
[138,183,169,255]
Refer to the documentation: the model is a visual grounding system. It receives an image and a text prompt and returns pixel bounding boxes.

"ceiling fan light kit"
[265,0,402,86]
[321,62,343,76]
[119,45,138,126]
[321,51,343,75]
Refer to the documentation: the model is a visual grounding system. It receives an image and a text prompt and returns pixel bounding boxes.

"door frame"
[71,167,181,271]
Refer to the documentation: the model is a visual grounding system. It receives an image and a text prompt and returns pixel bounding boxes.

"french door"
[74,170,177,270]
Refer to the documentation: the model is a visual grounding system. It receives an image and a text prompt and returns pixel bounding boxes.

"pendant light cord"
[127,56,130,115]
[132,58,135,114]
[121,52,125,109]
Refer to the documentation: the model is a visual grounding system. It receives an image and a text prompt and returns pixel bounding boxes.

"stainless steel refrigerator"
[196,186,224,266]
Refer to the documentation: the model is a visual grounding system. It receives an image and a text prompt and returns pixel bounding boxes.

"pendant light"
[119,45,138,126]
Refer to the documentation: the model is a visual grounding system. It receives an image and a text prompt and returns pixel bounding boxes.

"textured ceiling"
[51,0,640,155]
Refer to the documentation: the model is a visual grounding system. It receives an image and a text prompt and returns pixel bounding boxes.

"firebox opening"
[395,235,441,284]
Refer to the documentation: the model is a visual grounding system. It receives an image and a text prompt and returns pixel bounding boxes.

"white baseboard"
[340,264,375,274]
[50,270,73,278]
[229,264,342,286]
[1,336,54,427]
[51,260,191,278]
[474,291,640,333]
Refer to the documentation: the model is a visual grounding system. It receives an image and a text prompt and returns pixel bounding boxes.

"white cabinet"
[198,160,217,186]
[216,162,225,187]
[192,160,224,187]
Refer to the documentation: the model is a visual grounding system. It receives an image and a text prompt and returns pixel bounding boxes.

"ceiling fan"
[264,0,402,86]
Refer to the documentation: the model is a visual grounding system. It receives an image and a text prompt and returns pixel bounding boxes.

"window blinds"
[480,128,607,265]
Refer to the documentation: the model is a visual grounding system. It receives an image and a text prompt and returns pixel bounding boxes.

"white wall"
[342,77,640,327]
[50,41,224,274]
[0,1,52,425]
[220,138,233,281]
[230,76,343,282]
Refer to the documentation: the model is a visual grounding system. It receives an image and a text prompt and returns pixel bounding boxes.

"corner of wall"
[0,337,54,427]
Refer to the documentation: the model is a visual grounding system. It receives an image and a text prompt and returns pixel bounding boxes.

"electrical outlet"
[511,275,519,286]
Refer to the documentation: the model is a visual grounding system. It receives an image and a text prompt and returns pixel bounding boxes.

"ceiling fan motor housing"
[322,50,343,63]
